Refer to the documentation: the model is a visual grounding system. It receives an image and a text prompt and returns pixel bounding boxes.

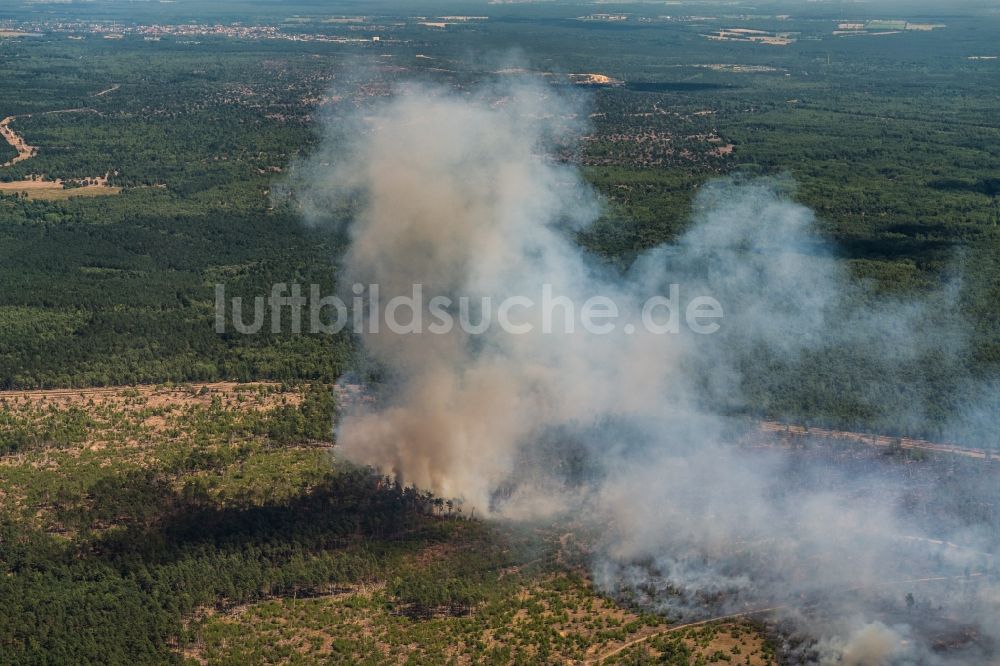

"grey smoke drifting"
[294,78,999,663]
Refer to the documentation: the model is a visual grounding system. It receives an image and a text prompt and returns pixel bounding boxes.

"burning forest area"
[276,77,1000,665]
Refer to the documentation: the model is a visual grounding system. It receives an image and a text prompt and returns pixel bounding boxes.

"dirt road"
[0,381,290,408]
[0,115,36,166]
[758,421,992,461]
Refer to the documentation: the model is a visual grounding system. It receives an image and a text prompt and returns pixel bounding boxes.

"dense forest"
[2,11,998,437]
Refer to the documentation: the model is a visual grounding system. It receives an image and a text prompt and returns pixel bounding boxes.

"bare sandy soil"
[0,174,121,200]
[0,115,37,166]
[569,73,623,86]
[0,381,298,417]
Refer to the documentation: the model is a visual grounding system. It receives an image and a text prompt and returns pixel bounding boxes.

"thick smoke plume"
[294,79,999,663]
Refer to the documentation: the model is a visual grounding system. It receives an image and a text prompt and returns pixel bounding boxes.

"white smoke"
[292,77,999,663]
[294,79,713,509]
[816,622,912,666]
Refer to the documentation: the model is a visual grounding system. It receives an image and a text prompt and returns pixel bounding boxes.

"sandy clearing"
[569,73,624,86]
[0,116,37,166]
[0,173,121,200]
[0,178,68,190]
[19,185,121,200]
[0,181,121,200]
[0,382,303,450]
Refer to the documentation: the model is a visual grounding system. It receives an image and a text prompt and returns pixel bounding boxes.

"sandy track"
[759,422,992,461]
[0,108,100,168]
[0,115,37,166]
